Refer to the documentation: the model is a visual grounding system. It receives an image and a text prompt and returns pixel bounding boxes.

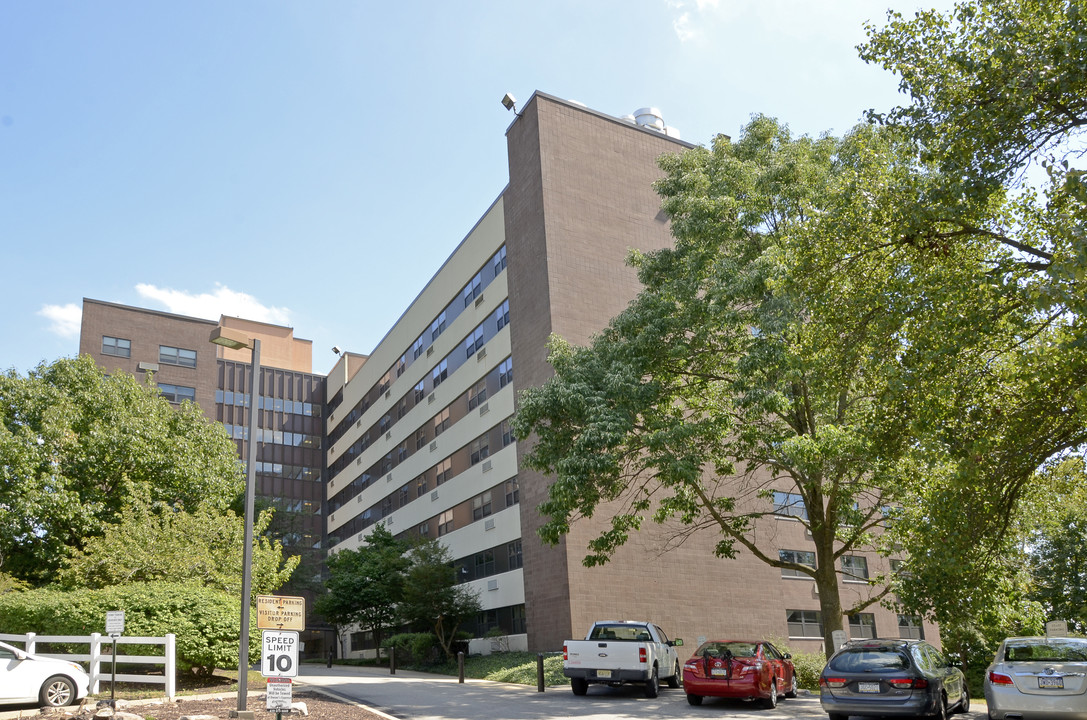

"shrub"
[0,582,258,675]
[386,632,438,665]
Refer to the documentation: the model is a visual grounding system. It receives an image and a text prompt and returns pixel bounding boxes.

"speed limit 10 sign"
[261,629,299,678]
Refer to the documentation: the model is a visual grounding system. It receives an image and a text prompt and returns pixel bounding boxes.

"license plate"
[1039,676,1064,689]
[596,670,611,679]
[711,668,728,677]
[858,682,881,693]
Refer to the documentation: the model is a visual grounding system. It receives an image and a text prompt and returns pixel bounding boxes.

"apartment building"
[79,299,330,656]
[79,91,935,657]
[324,92,936,656]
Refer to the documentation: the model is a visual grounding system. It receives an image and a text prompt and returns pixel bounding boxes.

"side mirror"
[672,639,684,647]
[783,652,792,659]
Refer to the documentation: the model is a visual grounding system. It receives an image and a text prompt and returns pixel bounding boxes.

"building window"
[468,380,487,410]
[472,491,492,521]
[414,381,425,403]
[102,336,131,358]
[416,475,428,497]
[378,372,391,394]
[773,491,808,520]
[465,325,485,357]
[433,408,450,436]
[462,272,482,307]
[498,357,513,388]
[435,458,452,485]
[159,345,197,367]
[437,509,453,536]
[157,383,196,404]
[397,442,407,463]
[504,477,519,507]
[511,603,525,633]
[492,246,507,274]
[415,428,427,450]
[396,355,406,377]
[470,438,489,465]
[849,613,877,639]
[432,358,448,387]
[508,540,523,570]
[501,419,514,447]
[474,550,495,577]
[431,311,447,341]
[841,555,869,582]
[787,610,823,638]
[495,299,510,331]
[412,335,425,360]
[898,615,924,640]
[779,549,816,578]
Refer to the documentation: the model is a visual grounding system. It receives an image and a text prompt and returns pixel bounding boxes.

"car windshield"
[1004,640,1087,662]
[695,642,757,658]
[589,625,651,642]
[828,647,911,673]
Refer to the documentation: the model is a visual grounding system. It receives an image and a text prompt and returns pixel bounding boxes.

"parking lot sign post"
[105,611,125,707]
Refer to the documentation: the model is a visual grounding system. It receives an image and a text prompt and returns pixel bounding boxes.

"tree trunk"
[813,532,845,659]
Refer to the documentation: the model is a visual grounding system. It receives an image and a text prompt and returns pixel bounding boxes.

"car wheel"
[571,677,588,696]
[644,665,660,698]
[932,692,949,720]
[957,684,971,713]
[686,693,703,706]
[762,680,777,709]
[784,671,798,698]
[667,661,681,688]
[40,675,76,707]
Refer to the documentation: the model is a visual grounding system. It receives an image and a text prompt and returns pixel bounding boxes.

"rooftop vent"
[624,107,681,140]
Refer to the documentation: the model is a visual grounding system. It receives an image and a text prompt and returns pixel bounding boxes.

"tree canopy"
[57,489,298,598]
[315,525,409,658]
[0,355,244,585]
[400,539,481,660]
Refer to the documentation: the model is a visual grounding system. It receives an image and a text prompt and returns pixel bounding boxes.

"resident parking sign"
[261,630,299,678]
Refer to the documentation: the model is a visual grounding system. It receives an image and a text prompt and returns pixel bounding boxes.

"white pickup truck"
[563,620,684,698]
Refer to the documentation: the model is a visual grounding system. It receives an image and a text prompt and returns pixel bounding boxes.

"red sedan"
[683,639,798,709]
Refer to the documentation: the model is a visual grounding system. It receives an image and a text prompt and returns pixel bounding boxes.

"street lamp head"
[209,326,253,350]
[501,93,518,113]
[332,346,343,355]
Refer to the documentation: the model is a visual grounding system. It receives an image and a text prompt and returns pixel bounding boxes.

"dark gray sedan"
[819,638,969,719]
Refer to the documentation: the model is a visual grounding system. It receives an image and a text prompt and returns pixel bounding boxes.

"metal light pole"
[210,328,261,716]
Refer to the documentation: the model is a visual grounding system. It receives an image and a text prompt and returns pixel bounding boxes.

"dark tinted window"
[1005,640,1087,662]
[829,647,911,673]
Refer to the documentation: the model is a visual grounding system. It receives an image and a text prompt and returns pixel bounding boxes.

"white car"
[0,640,90,707]
[985,636,1087,720]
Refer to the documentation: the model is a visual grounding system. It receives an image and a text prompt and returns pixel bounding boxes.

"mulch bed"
[31,691,392,720]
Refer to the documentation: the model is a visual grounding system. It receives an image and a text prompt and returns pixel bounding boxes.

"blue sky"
[1,0,954,377]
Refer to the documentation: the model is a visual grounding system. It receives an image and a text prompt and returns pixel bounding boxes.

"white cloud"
[38,303,82,338]
[673,11,695,42]
[135,284,292,326]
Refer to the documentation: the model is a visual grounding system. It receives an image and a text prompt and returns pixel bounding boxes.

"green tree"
[0,356,243,585]
[1027,457,1087,633]
[859,0,1087,321]
[514,117,970,655]
[57,490,299,598]
[314,524,409,659]
[400,539,480,660]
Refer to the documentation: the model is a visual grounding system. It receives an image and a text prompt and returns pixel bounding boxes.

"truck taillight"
[563,644,568,661]
[639,647,647,664]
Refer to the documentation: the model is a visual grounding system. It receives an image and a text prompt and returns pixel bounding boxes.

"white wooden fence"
[0,632,176,698]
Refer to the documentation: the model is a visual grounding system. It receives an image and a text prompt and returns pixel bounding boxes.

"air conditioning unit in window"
[475,294,485,307]
[479,403,489,416]
[386,473,393,483]
[431,491,439,501]
[430,441,438,452]
[487,579,498,591]
[385,390,390,399]
[428,393,436,404]
[427,346,434,357]
[477,347,487,361]
[385,431,391,441]
[482,460,492,473]
[484,518,495,531]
